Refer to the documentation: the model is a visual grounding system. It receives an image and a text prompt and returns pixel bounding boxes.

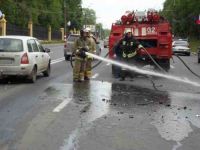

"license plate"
[0,58,13,64]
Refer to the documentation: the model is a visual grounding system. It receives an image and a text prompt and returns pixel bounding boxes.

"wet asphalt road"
[0,43,200,150]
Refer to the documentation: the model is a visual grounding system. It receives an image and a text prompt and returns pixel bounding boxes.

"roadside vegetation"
[190,38,200,53]
[162,0,200,39]
[161,0,200,52]
[0,0,108,39]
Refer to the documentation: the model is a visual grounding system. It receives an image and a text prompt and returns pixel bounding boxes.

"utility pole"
[64,0,67,36]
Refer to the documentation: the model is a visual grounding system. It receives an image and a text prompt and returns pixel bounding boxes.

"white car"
[0,36,51,83]
[172,40,191,56]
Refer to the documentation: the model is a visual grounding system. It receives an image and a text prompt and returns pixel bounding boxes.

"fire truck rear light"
[112,33,121,36]
[159,44,169,49]
[21,53,29,64]
[160,32,168,35]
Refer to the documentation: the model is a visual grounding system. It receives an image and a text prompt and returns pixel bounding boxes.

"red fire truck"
[109,10,172,75]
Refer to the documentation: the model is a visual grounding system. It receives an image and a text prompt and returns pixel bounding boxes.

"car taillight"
[21,53,29,64]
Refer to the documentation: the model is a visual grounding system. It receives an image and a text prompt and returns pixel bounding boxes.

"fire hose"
[174,54,200,79]
[140,47,167,73]
[70,45,200,79]
[70,47,166,72]
[70,50,109,69]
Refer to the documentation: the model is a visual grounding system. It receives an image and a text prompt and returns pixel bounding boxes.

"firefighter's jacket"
[73,37,96,59]
[115,37,140,59]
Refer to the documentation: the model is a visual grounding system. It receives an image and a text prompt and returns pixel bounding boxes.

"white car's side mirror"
[44,48,50,53]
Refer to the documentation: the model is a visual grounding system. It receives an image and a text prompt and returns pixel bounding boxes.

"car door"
[27,39,43,72]
[35,39,49,71]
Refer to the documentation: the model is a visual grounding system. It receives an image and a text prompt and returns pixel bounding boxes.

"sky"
[82,0,166,29]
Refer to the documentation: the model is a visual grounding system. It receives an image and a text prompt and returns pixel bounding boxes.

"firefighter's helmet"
[83,27,90,33]
[124,28,132,34]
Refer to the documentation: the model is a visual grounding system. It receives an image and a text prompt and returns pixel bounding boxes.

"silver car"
[0,36,51,83]
[172,40,191,56]
[64,34,101,61]
[64,34,80,61]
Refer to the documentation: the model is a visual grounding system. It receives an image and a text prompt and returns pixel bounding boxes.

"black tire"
[65,55,70,61]
[43,63,51,77]
[155,59,170,72]
[187,52,191,56]
[198,58,200,63]
[112,65,120,78]
[28,66,37,83]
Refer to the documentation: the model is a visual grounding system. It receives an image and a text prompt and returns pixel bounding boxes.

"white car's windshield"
[174,41,188,46]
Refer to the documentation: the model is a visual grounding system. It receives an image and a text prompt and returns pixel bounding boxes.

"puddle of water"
[151,91,200,149]
[86,52,200,87]
[61,81,112,150]
[57,81,200,150]
[44,84,73,98]
[110,83,170,109]
[60,129,79,150]
[172,142,182,150]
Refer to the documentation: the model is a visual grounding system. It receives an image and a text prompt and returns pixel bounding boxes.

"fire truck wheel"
[155,59,170,72]
[112,65,121,78]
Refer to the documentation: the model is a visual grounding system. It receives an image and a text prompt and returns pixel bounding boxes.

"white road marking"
[53,98,72,113]
[91,73,99,79]
[106,63,111,66]
[51,57,65,65]
[170,65,175,69]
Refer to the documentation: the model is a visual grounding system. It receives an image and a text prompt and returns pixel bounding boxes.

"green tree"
[162,0,200,38]
[82,8,96,25]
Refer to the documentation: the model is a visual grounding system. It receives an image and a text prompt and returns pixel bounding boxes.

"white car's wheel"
[43,63,51,77]
[28,66,37,83]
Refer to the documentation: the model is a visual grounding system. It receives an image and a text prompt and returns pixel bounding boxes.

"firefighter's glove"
[87,55,93,60]
[138,44,144,50]
[81,47,89,52]
[78,48,87,58]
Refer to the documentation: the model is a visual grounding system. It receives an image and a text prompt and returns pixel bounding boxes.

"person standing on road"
[114,28,144,81]
[73,28,94,82]
[84,28,96,80]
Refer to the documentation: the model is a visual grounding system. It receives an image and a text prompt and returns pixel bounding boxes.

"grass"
[189,38,200,53]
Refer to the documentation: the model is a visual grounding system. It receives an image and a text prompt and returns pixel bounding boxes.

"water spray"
[85,52,200,87]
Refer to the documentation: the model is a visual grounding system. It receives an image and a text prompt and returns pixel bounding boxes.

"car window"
[27,40,33,52]
[35,40,45,52]
[28,39,39,52]
[0,38,23,52]
[67,35,79,42]
[174,41,188,46]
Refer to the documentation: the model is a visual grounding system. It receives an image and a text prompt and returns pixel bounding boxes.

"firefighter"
[84,28,96,80]
[73,28,93,82]
[114,28,143,80]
